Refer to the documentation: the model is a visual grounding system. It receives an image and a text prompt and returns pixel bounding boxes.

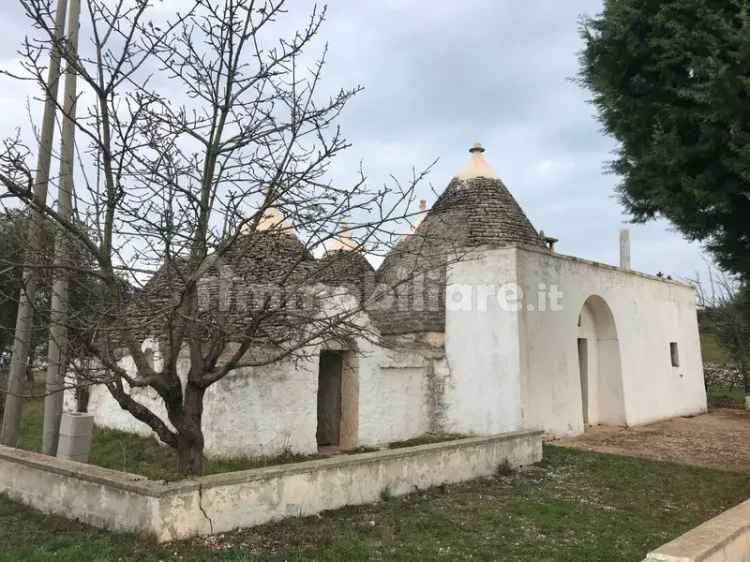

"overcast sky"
[0,1,709,280]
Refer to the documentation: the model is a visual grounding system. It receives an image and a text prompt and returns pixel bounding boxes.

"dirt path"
[553,408,750,473]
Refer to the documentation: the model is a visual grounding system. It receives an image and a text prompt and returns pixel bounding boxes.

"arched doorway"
[576,295,626,427]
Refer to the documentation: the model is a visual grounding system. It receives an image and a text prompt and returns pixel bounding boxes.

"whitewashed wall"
[72,315,438,457]
[514,246,706,435]
[441,245,706,439]
[201,358,319,457]
[444,249,524,435]
[64,342,184,440]
[357,345,432,446]
[69,347,320,458]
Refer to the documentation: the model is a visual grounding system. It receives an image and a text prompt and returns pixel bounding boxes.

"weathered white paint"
[66,351,319,458]
[346,332,441,446]
[444,249,523,435]
[514,245,705,435]
[204,359,320,457]
[360,358,431,444]
[0,430,543,542]
[441,244,705,439]
[643,497,750,562]
[77,314,438,457]
[0,446,160,536]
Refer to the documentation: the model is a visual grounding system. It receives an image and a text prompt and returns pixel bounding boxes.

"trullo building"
[77,144,707,457]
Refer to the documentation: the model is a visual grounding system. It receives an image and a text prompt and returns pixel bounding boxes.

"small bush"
[496,460,514,477]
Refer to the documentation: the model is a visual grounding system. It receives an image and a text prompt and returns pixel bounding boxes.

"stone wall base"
[0,429,543,543]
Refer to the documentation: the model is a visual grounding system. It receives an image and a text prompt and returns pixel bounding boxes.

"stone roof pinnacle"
[456,142,498,180]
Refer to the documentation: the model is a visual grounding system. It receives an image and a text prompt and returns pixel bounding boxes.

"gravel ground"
[554,408,750,473]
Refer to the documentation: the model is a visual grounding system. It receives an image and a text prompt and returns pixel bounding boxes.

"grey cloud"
[0,0,709,281]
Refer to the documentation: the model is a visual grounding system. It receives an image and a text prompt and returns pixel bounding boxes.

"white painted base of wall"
[0,430,542,543]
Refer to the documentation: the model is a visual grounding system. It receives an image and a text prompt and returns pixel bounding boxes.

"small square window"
[670,342,680,368]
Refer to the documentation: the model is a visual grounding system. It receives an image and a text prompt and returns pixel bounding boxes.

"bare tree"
[0,0,432,474]
[693,263,750,409]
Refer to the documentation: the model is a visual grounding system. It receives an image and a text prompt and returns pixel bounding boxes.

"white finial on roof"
[329,222,358,252]
[456,142,498,180]
[255,206,288,232]
[411,199,428,233]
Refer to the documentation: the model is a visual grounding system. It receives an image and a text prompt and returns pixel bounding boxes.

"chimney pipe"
[620,229,631,270]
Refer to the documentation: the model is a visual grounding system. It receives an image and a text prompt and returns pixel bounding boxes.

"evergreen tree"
[580,0,750,278]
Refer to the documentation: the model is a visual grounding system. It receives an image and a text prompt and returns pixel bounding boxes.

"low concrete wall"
[0,429,542,543]
[644,498,750,562]
[0,446,161,536]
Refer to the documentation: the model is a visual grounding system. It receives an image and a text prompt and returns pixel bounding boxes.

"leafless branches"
[0,0,433,474]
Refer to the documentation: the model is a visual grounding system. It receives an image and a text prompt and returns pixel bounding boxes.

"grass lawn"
[700,333,732,364]
[15,391,317,480]
[2,445,749,561]
[707,384,745,409]
[15,391,461,480]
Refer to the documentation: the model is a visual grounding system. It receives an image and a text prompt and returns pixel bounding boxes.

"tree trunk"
[75,363,89,413]
[176,382,206,476]
[743,367,750,411]
[177,433,204,476]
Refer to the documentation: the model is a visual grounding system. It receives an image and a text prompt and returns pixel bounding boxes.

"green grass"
[16,392,463,479]
[17,393,318,481]
[16,395,462,480]
[9,388,750,559]
[2,445,749,561]
[707,384,745,409]
[701,333,732,364]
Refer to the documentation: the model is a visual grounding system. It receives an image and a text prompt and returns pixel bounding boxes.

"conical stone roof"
[314,250,375,304]
[372,144,546,335]
[126,228,318,345]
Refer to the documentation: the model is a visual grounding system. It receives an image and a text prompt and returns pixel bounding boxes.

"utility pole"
[43,0,82,456]
[1,0,69,446]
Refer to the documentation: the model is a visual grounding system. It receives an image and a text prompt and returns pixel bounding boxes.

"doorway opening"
[577,338,589,425]
[576,295,626,427]
[317,351,343,448]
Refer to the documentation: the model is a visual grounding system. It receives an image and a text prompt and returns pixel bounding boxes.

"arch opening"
[576,295,626,427]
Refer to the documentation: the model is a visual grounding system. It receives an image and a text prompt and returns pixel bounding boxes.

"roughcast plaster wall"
[516,246,706,435]
[441,245,706,439]
[74,335,438,457]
